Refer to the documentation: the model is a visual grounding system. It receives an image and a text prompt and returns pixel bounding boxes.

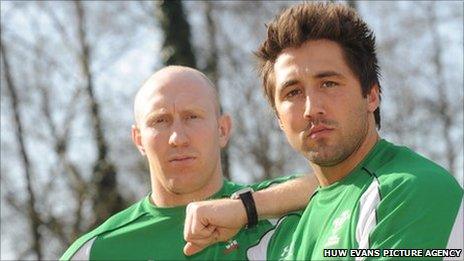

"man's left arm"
[183,174,318,256]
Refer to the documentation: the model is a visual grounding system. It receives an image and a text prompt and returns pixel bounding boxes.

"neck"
[149,164,223,207]
[311,126,379,187]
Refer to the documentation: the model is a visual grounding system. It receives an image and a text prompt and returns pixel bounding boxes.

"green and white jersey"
[60,176,301,260]
[286,139,463,260]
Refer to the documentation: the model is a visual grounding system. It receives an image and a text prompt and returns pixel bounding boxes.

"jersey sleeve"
[366,171,463,259]
[60,200,145,260]
[60,233,97,261]
[68,237,96,261]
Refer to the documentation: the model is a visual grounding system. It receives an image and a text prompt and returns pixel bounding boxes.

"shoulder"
[222,174,301,195]
[222,180,247,193]
[224,174,302,195]
[363,144,463,249]
[94,199,147,231]
[375,144,462,198]
[60,199,147,261]
[250,174,303,191]
[370,145,462,218]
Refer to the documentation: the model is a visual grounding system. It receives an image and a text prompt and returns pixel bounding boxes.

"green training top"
[285,139,463,260]
[60,176,301,260]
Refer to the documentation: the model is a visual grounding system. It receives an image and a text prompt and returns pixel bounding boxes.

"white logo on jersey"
[224,239,239,254]
[279,243,295,261]
[324,210,350,247]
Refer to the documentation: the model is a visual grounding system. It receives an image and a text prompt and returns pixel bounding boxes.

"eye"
[285,89,303,99]
[148,116,168,127]
[186,114,199,120]
[321,81,338,88]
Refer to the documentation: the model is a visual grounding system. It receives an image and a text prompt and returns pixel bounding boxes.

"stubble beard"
[166,158,221,195]
[303,111,369,167]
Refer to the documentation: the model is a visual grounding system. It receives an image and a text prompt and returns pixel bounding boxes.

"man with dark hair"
[258,3,382,129]
[184,2,463,260]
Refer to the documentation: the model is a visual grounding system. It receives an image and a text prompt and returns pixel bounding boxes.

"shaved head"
[134,66,220,126]
[131,65,231,201]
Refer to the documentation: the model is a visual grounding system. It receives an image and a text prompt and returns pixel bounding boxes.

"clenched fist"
[183,198,247,256]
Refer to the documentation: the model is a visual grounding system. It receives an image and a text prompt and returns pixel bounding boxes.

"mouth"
[168,156,196,163]
[307,125,334,139]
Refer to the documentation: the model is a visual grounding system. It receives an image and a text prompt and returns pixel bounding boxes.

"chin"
[166,181,194,194]
[304,146,345,167]
[309,157,340,167]
[166,177,204,195]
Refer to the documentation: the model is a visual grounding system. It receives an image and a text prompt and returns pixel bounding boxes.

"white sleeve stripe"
[246,218,285,260]
[356,178,380,261]
[445,199,463,261]
[70,237,96,261]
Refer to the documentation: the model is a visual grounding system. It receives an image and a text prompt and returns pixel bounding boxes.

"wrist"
[230,198,248,228]
[231,188,258,228]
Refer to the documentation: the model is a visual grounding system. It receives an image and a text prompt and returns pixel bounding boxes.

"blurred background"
[0,0,462,259]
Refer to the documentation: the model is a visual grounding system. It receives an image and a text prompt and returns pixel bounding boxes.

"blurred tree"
[203,1,231,180]
[191,1,309,181]
[73,0,125,228]
[1,30,43,260]
[371,1,463,177]
[158,0,196,67]
[0,1,462,259]
[347,0,357,10]
[1,1,142,258]
[426,2,460,175]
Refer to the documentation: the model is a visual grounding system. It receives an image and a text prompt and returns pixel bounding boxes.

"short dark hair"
[256,2,382,128]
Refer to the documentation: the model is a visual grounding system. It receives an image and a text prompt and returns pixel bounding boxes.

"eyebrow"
[144,111,167,122]
[279,79,300,92]
[279,70,346,92]
[144,107,208,121]
[314,70,346,80]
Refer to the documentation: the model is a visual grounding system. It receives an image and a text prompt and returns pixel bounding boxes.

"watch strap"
[238,191,258,229]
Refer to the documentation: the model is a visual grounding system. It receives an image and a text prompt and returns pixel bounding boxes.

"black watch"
[231,187,258,229]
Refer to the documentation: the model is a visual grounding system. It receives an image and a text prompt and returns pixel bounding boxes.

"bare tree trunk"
[74,0,125,227]
[203,2,231,180]
[1,36,43,260]
[158,0,196,67]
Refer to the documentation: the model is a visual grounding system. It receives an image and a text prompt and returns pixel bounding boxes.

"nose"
[168,120,189,147]
[303,93,325,119]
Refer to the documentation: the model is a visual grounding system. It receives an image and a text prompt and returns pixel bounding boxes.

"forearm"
[183,174,318,255]
[253,174,318,219]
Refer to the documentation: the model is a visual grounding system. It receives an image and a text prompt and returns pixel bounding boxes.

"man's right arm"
[183,174,318,256]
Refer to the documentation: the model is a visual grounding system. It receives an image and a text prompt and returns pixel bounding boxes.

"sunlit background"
[1,1,463,259]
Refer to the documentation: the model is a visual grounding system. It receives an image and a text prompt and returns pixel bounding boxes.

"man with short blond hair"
[61,66,316,260]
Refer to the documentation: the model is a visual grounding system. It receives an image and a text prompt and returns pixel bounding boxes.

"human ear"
[275,110,284,130]
[218,114,232,148]
[131,125,146,156]
[278,117,284,130]
[367,84,380,113]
